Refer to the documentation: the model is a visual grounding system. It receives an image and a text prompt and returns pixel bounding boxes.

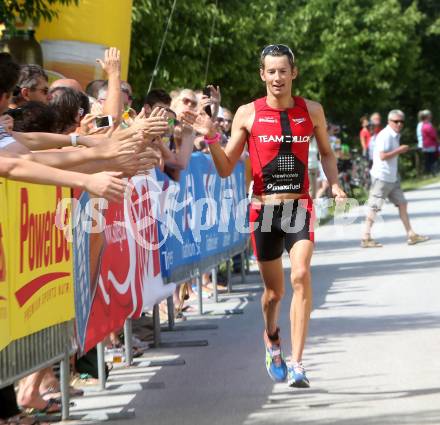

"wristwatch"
[70,133,79,147]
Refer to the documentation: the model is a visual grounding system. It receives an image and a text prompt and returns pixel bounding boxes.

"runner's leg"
[258,257,285,336]
[288,240,314,362]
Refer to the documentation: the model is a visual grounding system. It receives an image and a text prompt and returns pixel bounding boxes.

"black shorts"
[249,197,315,262]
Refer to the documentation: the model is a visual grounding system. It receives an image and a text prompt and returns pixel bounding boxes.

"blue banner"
[156,153,248,278]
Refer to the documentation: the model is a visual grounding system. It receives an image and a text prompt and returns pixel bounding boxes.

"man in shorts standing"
[361,109,429,247]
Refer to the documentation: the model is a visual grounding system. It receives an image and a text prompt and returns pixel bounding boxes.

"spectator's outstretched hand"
[126,107,169,141]
[181,110,216,137]
[84,171,127,202]
[112,144,161,177]
[93,132,141,160]
[96,47,121,77]
[78,113,113,136]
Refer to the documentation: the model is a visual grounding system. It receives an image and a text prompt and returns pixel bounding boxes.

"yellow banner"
[6,181,74,341]
[0,178,9,350]
[36,0,133,85]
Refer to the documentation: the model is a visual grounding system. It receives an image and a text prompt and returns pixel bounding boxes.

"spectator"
[420,109,439,175]
[8,101,56,133]
[50,78,83,93]
[10,64,50,108]
[85,79,106,99]
[222,107,233,139]
[359,115,371,158]
[143,89,172,115]
[121,80,134,109]
[171,89,198,115]
[361,109,429,247]
[368,112,382,166]
[49,86,83,134]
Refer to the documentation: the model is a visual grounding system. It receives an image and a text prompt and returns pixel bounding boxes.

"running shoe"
[287,361,310,388]
[263,329,288,382]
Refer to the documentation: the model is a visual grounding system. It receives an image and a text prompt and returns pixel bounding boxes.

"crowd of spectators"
[0,46,237,423]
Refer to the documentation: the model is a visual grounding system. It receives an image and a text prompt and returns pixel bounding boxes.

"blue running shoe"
[263,329,288,382]
[287,361,310,388]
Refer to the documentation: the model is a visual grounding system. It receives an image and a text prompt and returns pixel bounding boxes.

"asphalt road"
[71,183,440,425]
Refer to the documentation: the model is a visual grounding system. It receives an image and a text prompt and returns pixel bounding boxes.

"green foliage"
[129,0,439,141]
[130,0,279,107]
[0,0,79,30]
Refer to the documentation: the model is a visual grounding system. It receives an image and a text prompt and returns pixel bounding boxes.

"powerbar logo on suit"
[258,117,278,124]
[258,135,311,143]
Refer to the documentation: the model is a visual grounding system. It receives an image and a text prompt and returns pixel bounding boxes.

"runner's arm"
[207,104,250,177]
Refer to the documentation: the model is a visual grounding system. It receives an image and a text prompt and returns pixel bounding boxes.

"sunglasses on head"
[261,44,294,60]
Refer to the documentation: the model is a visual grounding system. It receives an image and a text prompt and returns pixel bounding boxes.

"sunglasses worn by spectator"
[390,119,405,124]
[261,44,294,61]
[182,97,197,108]
[32,87,49,95]
[121,88,133,101]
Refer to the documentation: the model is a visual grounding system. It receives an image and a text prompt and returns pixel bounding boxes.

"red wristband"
[205,132,221,145]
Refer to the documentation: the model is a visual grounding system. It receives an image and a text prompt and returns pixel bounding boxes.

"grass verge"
[401,175,440,191]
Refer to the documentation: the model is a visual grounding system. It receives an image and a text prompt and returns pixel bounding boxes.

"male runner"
[183,44,345,388]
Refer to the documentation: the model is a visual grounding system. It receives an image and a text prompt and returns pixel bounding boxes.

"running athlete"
[183,44,346,388]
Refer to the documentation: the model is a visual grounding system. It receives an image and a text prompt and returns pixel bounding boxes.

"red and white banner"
[73,172,175,353]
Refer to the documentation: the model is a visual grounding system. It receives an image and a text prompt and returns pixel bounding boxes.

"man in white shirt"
[361,109,429,247]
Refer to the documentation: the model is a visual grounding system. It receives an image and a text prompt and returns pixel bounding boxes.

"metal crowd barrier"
[0,320,75,420]
[96,239,250,391]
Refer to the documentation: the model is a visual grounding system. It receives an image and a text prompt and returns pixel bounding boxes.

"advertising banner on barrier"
[155,154,247,278]
[73,174,173,353]
[72,156,246,352]
[0,178,10,351]
[6,181,74,341]
[153,165,200,278]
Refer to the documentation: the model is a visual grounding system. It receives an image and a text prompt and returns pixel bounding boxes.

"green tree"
[129,0,279,107]
[0,0,79,31]
[129,0,437,142]
[276,0,422,137]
